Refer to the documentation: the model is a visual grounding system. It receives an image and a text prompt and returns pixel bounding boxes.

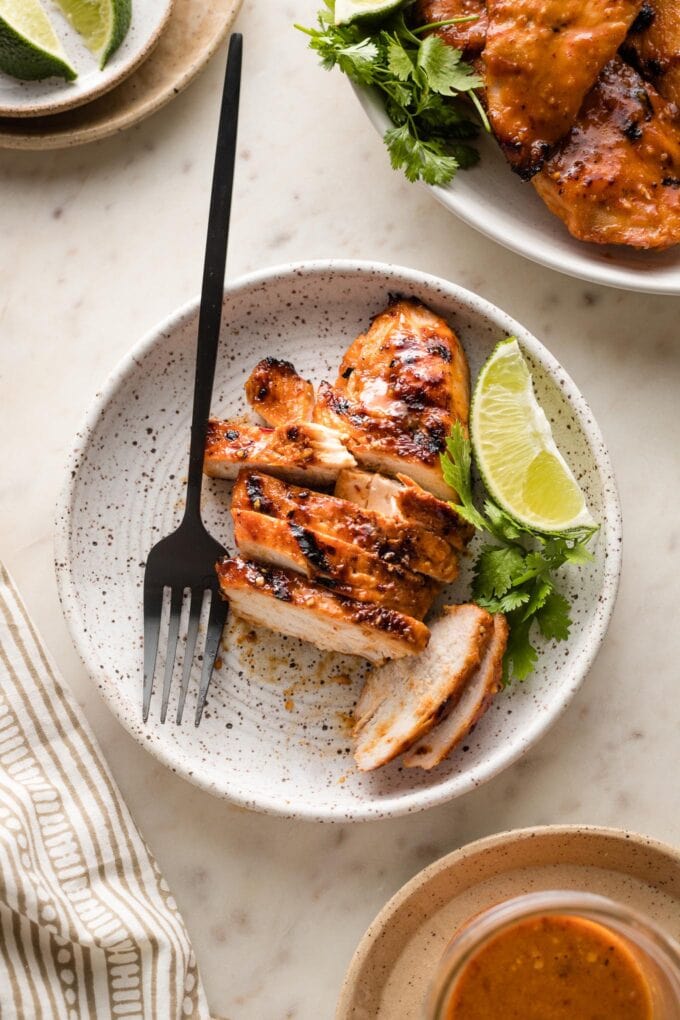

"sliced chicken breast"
[216,558,430,663]
[232,470,459,582]
[244,358,315,426]
[353,604,493,771]
[403,615,508,769]
[231,509,440,618]
[314,299,470,500]
[203,419,355,487]
[335,468,474,551]
[483,0,643,178]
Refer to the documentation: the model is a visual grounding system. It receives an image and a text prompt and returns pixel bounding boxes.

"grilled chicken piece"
[483,0,643,178]
[534,58,680,248]
[314,299,469,500]
[403,615,508,769]
[353,604,493,771]
[335,468,474,551]
[623,0,680,104]
[216,558,430,662]
[233,470,459,582]
[415,0,488,58]
[231,509,440,618]
[244,358,315,427]
[203,419,355,487]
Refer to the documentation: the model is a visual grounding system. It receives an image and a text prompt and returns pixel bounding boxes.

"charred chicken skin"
[244,357,315,426]
[483,0,643,178]
[624,0,680,105]
[232,470,460,582]
[534,57,680,249]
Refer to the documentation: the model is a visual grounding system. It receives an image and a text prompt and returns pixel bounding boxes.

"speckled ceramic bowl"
[55,261,622,822]
[336,826,680,1018]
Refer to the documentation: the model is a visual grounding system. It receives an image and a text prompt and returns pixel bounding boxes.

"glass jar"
[428,890,680,1020]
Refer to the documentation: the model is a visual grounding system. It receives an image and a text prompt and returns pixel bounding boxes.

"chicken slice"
[353,604,493,771]
[533,58,680,249]
[415,0,488,57]
[231,509,440,618]
[335,468,474,552]
[403,615,508,769]
[216,558,430,663]
[244,358,315,427]
[623,0,680,105]
[484,0,643,178]
[314,299,469,500]
[232,470,459,582]
[203,419,355,487]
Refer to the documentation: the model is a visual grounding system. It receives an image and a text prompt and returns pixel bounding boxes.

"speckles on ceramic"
[0,0,242,148]
[357,88,680,295]
[0,0,174,119]
[54,261,622,822]
[336,826,680,1020]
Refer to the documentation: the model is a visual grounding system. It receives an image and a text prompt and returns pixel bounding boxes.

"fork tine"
[195,593,228,726]
[143,584,164,722]
[176,589,203,725]
[160,588,184,724]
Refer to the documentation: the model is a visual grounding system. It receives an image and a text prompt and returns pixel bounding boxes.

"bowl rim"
[354,84,680,297]
[54,259,623,822]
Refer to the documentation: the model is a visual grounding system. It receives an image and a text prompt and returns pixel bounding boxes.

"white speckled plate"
[356,88,680,296]
[55,261,622,822]
[0,0,172,118]
[336,825,680,1018]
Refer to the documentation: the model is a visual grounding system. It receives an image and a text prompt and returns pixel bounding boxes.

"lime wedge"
[0,0,76,81]
[55,0,131,68]
[471,339,595,534]
[335,0,406,26]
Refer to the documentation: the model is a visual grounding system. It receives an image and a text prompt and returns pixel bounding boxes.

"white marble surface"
[0,2,679,1017]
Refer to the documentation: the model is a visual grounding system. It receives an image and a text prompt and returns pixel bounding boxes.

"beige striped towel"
[0,563,211,1019]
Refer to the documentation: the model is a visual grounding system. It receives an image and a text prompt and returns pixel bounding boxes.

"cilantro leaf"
[536,592,572,641]
[474,546,527,600]
[417,35,481,94]
[384,125,459,185]
[504,619,539,683]
[386,36,414,81]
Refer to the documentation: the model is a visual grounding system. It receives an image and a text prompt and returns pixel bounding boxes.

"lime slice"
[0,0,76,81]
[335,0,406,26]
[55,0,131,68]
[471,338,595,534]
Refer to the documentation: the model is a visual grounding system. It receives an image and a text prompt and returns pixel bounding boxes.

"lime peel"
[334,0,406,26]
[0,0,76,81]
[471,338,595,534]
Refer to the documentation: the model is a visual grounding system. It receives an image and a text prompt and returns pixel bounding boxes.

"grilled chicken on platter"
[216,558,430,663]
[534,58,680,248]
[244,357,315,426]
[624,0,680,104]
[232,470,460,583]
[354,605,499,771]
[203,419,355,487]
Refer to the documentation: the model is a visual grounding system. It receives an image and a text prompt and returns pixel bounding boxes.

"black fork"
[142,34,242,727]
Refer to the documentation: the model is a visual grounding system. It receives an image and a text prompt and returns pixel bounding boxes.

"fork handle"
[185,34,243,521]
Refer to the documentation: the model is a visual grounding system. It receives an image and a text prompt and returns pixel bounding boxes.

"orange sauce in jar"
[445,914,654,1020]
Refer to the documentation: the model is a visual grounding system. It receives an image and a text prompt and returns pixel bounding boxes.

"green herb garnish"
[442,423,599,684]
[296,1,486,187]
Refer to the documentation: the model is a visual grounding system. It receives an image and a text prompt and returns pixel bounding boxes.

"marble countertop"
[1,2,679,1016]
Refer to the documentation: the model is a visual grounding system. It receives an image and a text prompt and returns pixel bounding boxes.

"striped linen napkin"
[0,563,211,1019]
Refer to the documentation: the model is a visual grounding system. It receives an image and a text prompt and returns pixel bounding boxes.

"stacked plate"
[0,0,242,149]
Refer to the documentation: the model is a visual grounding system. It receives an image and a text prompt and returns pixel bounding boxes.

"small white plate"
[356,87,680,296]
[55,261,621,822]
[0,0,173,118]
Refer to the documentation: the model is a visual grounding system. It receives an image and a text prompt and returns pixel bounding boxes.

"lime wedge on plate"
[335,0,406,26]
[0,0,76,81]
[55,0,131,68]
[471,338,595,534]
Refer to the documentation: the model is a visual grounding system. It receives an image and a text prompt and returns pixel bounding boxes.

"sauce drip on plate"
[446,914,653,1020]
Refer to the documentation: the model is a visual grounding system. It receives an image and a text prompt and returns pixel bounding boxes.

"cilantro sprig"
[442,424,599,684]
[296,1,486,186]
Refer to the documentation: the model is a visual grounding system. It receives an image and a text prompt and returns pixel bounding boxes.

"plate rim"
[0,0,175,119]
[335,823,680,1017]
[54,258,623,822]
[354,84,680,297]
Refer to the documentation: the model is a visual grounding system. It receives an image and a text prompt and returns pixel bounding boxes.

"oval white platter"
[0,0,173,118]
[55,261,622,822]
[356,87,680,296]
